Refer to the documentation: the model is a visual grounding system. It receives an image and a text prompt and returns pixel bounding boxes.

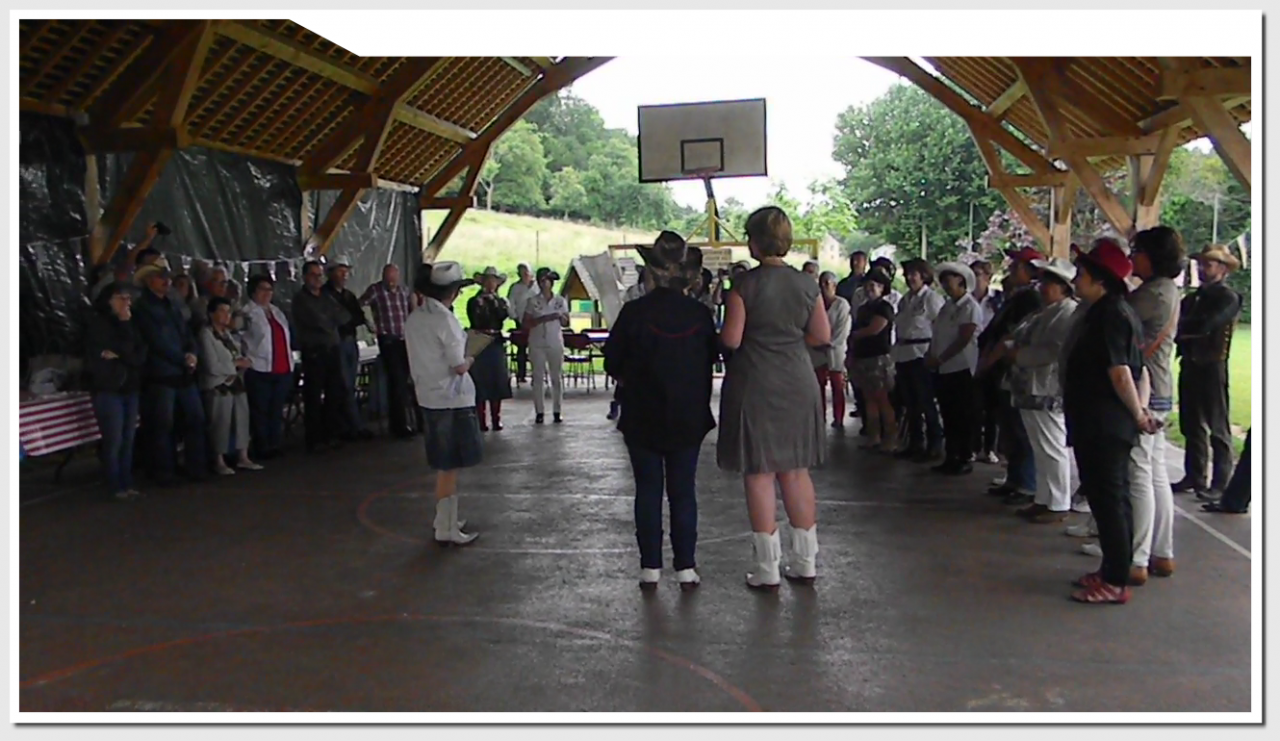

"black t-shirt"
[852,298,895,358]
[1063,292,1144,445]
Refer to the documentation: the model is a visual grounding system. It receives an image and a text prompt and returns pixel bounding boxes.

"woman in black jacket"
[604,231,719,592]
[85,282,148,501]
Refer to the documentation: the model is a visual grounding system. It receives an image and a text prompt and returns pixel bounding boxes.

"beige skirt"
[850,355,896,394]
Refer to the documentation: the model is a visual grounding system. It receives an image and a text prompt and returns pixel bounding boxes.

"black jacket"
[84,311,148,394]
[1176,280,1241,363]
[603,288,719,452]
[292,287,351,351]
[324,282,365,341]
[133,289,198,383]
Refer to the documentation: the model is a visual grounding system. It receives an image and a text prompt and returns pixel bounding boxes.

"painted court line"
[1173,504,1251,559]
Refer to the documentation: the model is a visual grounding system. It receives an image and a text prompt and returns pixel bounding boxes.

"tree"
[484,119,548,212]
[833,83,1004,262]
[547,167,588,219]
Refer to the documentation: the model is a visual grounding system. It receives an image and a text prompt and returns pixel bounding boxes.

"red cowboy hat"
[1075,239,1133,285]
[1004,246,1046,263]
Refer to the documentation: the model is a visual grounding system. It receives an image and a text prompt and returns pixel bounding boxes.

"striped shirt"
[360,281,412,339]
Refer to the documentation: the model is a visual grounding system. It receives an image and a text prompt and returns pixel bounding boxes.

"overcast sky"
[567,56,903,210]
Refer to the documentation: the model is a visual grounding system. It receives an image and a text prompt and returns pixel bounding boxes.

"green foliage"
[832,83,1004,262]
[547,167,588,219]
[480,120,547,212]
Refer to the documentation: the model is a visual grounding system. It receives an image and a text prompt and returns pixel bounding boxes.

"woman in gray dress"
[718,206,831,591]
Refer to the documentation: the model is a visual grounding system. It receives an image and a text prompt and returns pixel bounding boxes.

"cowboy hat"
[1005,246,1047,263]
[419,261,475,291]
[1031,257,1076,285]
[133,264,172,287]
[637,231,695,288]
[473,266,508,285]
[1192,245,1242,272]
[535,267,561,283]
[934,261,976,293]
[1074,240,1133,288]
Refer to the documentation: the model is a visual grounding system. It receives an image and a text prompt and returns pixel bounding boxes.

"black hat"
[535,267,561,283]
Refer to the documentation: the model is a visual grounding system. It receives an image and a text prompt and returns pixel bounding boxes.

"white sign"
[700,248,734,271]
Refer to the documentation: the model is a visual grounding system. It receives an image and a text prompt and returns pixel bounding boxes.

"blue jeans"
[1003,403,1036,492]
[1219,429,1251,511]
[339,339,363,430]
[627,445,700,571]
[141,382,208,478]
[92,392,139,494]
[245,370,293,454]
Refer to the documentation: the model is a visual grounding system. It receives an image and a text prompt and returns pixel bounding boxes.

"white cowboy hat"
[934,261,976,293]
[1031,257,1077,285]
[428,261,475,288]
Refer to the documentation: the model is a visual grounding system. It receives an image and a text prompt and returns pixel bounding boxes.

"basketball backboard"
[636,99,767,183]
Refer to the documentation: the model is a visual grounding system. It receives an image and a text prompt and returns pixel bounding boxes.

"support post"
[1050,174,1078,258]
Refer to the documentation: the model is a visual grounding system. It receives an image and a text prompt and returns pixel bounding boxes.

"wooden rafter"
[91,23,214,265]
[862,56,1055,174]
[1128,155,1159,230]
[986,78,1027,120]
[216,61,294,141]
[215,20,380,93]
[1183,95,1251,191]
[529,57,555,70]
[23,22,95,99]
[297,172,377,191]
[987,172,1071,188]
[418,57,610,205]
[1158,64,1249,100]
[996,186,1052,248]
[1140,95,1250,134]
[1140,124,1182,208]
[86,20,209,129]
[501,57,534,77]
[306,188,363,257]
[1013,57,1134,237]
[1047,133,1163,159]
[186,48,261,134]
[425,146,492,262]
[301,57,444,177]
[395,106,476,143]
[421,196,476,210]
[1050,173,1079,257]
[241,67,318,150]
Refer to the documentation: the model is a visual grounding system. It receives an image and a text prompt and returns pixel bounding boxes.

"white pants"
[1130,411,1174,565]
[530,345,563,415]
[206,390,250,455]
[1020,408,1072,512]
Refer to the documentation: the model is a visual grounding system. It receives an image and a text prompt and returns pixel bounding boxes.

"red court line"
[20,613,762,712]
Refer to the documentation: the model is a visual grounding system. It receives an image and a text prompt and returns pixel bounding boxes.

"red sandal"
[1071,581,1130,604]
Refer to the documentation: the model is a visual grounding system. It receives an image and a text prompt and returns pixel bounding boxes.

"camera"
[153,221,172,236]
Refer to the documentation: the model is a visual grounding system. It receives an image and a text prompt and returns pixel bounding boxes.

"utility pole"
[1212,193,1221,244]
[968,202,975,248]
[921,221,928,261]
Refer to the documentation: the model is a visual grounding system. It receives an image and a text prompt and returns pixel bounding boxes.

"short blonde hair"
[745,206,793,258]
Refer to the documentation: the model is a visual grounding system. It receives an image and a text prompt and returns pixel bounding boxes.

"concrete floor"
[18,385,1253,713]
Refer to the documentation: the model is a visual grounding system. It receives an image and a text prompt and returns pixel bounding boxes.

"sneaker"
[1081,542,1103,558]
[1071,581,1130,604]
[1030,509,1070,524]
[1171,478,1201,494]
[990,474,1008,487]
[1071,498,1092,514]
[1065,522,1098,538]
[638,568,660,592]
[236,460,264,471]
[981,451,1001,464]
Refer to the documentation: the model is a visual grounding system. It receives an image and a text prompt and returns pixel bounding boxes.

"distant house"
[559,253,631,329]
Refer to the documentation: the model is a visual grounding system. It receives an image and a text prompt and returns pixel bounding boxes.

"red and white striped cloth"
[19,393,102,457]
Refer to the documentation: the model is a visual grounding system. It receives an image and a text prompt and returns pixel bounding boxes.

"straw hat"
[1192,245,1242,272]
[133,264,172,287]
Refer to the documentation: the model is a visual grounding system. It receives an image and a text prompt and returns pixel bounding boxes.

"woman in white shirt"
[407,262,482,547]
[522,267,571,424]
[927,262,982,476]
[199,297,262,476]
[240,275,295,460]
[814,272,852,429]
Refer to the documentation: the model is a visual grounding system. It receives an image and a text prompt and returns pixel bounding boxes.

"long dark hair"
[1078,258,1127,296]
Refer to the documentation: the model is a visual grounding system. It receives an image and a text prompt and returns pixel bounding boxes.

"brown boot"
[1030,509,1070,524]
[1128,566,1149,587]
[1149,557,1175,577]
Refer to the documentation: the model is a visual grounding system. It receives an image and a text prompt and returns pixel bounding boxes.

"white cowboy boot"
[783,525,819,584]
[745,530,781,591]
[638,568,661,592]
[675,568,701,592]
[434,497,478,547]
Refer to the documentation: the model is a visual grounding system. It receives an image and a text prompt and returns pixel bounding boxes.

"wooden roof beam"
[1183,95,1251,192]
[86,20,209,129]
[1140,124,1182,208]
[420,57,615,202]
[529,57,555,70]
[424,146,491,261]
[1012,57,1134,237]
[79,125,190,154]
[300,57,445,177]
[987,78,1027,120]
[298,172,376,191]
[986,171,1071,188]
[1158,64,1249,99]
[394,105,476,143]
[501,57,534,76]
[995,186,1052,248]
[215,20,380,94]
[1140,95,1250,134]
[421,195,476,210]
[307,187,364,256]
[861,56,1056,174]
[1047,133,1164,159]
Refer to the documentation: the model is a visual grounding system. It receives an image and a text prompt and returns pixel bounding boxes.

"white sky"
[567,56,903,211]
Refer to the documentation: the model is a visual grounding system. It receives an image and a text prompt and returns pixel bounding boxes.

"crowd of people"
[81,208,1249,607]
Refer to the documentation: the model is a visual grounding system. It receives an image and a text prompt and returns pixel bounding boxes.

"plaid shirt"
[360,281,412,339]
